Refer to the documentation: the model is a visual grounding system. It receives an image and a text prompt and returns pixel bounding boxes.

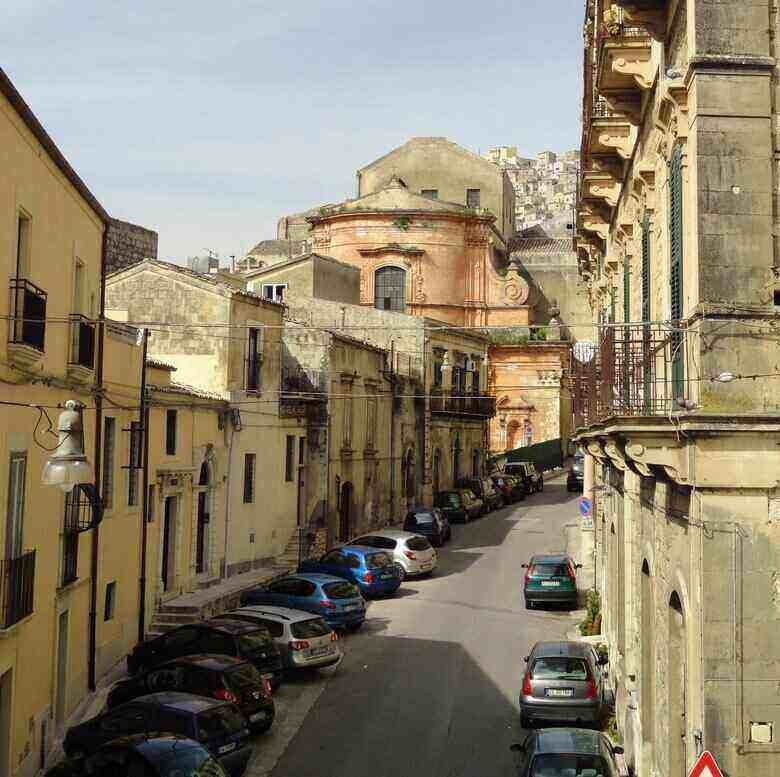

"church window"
[466,189,481,209]
[374,267,405,312]
[421,189,438,200]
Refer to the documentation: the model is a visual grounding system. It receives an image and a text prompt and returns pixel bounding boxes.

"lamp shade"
[41,400,94,492]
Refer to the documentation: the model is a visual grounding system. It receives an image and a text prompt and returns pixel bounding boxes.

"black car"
[403,507,451,546]
[457,477,503,511]
[512,728,623,777]
[127,620,283,690]
[63,693,252,776]
[434,488,483,523]
[47,734,229,777]
[107,654,275,733]
[567,453,585,492]
[507,462,544,494]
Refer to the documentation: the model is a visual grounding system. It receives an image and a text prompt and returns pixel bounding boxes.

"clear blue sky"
[3,1,583,263]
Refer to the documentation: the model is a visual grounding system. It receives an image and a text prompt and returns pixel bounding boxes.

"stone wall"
[105,218,158,274]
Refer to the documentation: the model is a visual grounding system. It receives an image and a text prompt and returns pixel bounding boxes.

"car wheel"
[525,598,534,610]
[346,621,363,632]
[394,563,406,581]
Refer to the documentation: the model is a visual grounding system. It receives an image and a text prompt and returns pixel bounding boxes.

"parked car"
[507,461,544,493]
[107,654,274,733]
[403,506,451,546]
[434,488,484,523]
[240,573,367,631]
[567,453,585,492]
[511,728,623,776]
[491,473,525,503]
[63,693,252,776]
[519,642,609,729]
[223,606,342,671]
[346,529,437,580]
[46,735,230,777]
[298,545,402,597]
[126,620,283,690]
[457,477,503,511]
[523,554,582,610]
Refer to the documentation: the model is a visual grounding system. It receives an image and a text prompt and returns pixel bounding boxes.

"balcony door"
[5,453,25,560]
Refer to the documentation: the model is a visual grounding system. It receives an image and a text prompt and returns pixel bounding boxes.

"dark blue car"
[240,573,367,631]
[298,546,402,597]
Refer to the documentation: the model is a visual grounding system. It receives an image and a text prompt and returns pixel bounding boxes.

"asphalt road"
[248,475,581,777]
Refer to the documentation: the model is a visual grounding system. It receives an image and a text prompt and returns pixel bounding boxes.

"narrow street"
[249,476,581,777]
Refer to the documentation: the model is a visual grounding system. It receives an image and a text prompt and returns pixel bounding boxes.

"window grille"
[102,418,115,510]
[669,144,684,397]
[165,410,177,455]
[243,453,256,503]
[285,436,295,482]
[466,188,481,209]
[374,267,405,311]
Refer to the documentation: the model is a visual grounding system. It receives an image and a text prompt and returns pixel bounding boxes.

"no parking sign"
[578,497,592,517]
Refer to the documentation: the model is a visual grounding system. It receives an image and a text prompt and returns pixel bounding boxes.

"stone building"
[104,218,158,274]
[574,3,780,776]
[105,260,311,577]
[356,137,516,246]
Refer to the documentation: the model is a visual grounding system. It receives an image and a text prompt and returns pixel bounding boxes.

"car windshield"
[532,563,569,578]
[531,657,589,681]
[438,492,460,507]
[530,754,610,777]
[366,552,392,568]
[154,744,229,777]
[411,512,436,524]
[196,705,247,739]
[224,663,262,694]
[406,536,431,551]
[237,631,274,654]
[322,581,359,599]
[291,618,331,639]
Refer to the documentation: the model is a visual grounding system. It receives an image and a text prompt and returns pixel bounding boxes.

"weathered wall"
[105,218,158,274]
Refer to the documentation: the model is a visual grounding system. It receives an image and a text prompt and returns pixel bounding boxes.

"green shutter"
[641,211,652,411]
[668,144,684,397]
[610,288,616,323]
[623,256,630,323]
[622,257,631,405]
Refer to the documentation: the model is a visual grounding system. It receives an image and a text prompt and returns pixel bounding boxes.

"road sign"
[579,497,592,517]
[688,751,725,777]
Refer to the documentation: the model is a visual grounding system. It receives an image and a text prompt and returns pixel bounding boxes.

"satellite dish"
[573,340,596,363]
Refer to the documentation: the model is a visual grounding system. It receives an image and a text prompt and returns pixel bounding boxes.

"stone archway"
[668,590,687,777]
[640,559,654,773]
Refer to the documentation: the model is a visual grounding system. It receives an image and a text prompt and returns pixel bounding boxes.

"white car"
[346,530,437,579]
[221,606,342,670]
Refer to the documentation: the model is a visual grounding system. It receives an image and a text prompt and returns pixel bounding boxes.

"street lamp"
[41,400,94,492]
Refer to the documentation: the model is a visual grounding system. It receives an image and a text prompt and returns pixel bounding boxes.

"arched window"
[374,267,406,312]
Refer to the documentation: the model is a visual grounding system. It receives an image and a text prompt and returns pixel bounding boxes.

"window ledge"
[57,576,89,597]
[67,364,94,383]
[340,447,354,459]
[7,342,44,368]
[0,612,36,637]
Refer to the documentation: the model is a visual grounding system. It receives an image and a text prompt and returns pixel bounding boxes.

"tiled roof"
[509,237,574,254]
[150,382,226,402]
[146,359,177,372]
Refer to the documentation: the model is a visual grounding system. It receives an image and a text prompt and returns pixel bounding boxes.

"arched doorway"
[195,461,211,574]
[506,420,520,451]
[640,559,654,771]
[432,449,441,496]
[668,590,687,776]
[339,482,353,541]
[452,435,462,483]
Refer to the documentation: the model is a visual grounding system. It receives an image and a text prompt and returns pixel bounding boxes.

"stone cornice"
[357,244,425,258]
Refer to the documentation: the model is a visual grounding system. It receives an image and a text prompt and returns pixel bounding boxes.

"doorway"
[640,560,654,771]
[668,591,687,776]
[339,482,353,542]
[55,611,69,729]
[0,669,11,777]
[195,463,210,575]
[161,497,176,592]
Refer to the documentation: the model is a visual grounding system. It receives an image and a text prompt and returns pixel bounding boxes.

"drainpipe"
[222,421,236,580]
[388,341,397,524]
[137,329,150,643]
[88,225,108,691]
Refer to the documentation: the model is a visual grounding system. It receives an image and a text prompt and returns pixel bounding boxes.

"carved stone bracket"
[604,440,629,471]
[597,125,639,160]
[580,208,610,240]
[612,51,656,91]
[624,438,690,484]
[586,440,609,462]
[585,172,622,208]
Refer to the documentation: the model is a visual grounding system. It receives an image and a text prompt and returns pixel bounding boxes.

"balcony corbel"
[584,171,622,208]
[580,207,610,241]
[586,440,609,462]
[604,440,629,472]
[625,437,690,485]
[596,124,638,161]
[598,25,655,95]
[612,51,655,91]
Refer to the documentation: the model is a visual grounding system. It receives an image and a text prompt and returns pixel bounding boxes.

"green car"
[522,554,581,610]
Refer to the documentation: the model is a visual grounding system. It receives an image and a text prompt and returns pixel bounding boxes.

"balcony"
[572,324,690,430]
[68,314,96,379]
[280,367,327,421]
[430,388,496,419]
[596,9,654,96]
[8,278,46,365]
[0,549,36,629]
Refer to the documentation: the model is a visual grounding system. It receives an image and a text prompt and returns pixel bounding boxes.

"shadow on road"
[270,634,526,777]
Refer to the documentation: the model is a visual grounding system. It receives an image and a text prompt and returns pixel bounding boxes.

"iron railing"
[572,323,691,429]
[0,549,36,628]
[68,314,96,370]
[9,278,47,352]
[430,388,496,419]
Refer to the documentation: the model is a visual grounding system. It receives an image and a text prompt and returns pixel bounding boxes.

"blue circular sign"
[578,497,592,517]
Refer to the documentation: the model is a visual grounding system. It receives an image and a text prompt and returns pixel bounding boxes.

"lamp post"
[41,400,94,491]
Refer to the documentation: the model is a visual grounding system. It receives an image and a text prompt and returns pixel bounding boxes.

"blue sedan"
[240,573,367,631]
[298,546,402,598]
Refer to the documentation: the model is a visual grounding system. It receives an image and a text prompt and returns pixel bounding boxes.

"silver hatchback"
[223,606,342,670]
[347,530,437,579]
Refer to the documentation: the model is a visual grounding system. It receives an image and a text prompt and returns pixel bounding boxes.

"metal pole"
[137,329,150,643]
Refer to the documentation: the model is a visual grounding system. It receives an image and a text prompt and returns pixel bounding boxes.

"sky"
[2,1,584,264]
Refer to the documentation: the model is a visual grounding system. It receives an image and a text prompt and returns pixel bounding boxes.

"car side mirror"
[509,743,526,753]
[612,745,624,755]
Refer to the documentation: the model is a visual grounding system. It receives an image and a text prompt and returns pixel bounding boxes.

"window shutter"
[668,144,685,397]
[641,211,651,322]
[623,256,630,323]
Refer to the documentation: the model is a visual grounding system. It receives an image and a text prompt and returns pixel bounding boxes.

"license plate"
[249,711,267,722]
[541,581,560,587]
[309,646,331,657]
[343,604,359,612]
[381,573,394,580]
[218,742,237,755]
[546,688,573,697]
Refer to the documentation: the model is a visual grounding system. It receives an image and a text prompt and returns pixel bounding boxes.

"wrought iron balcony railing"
[572,323,690,430]
[0,549,36,628]
[9,278,47,352]
[430,388,496,419]
[68,314,96,370]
